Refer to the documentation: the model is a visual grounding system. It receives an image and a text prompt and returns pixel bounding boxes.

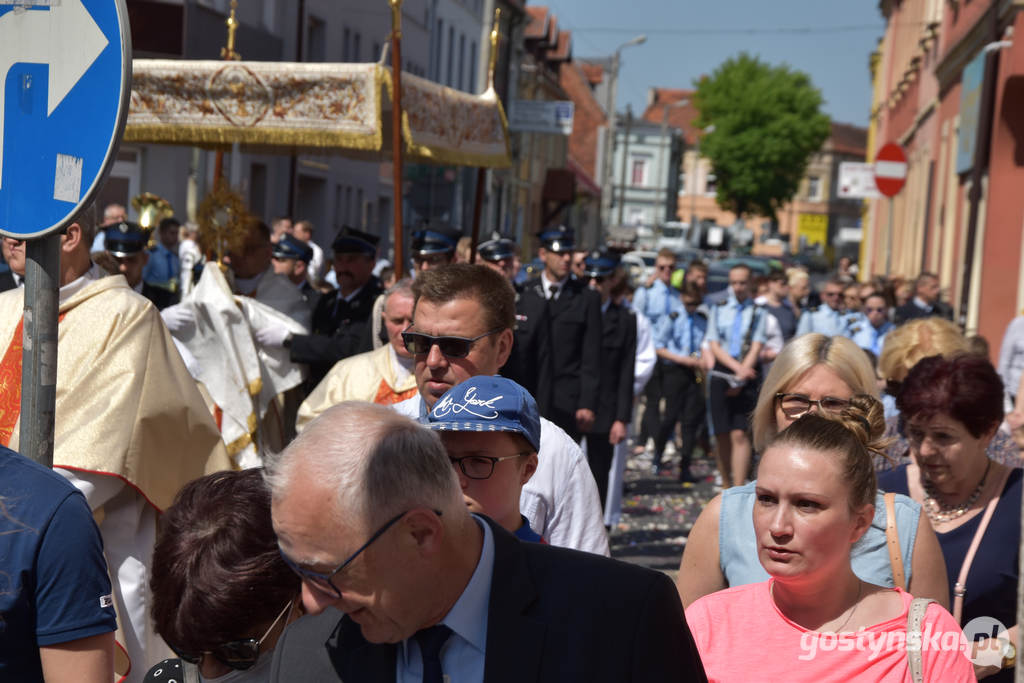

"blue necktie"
[688,314,695,356]
[414,624,452,683]
[728,300,749,358]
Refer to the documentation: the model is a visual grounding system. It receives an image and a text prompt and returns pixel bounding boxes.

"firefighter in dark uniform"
[478,235,553,417]
[284,226,383,390]
[411,224,461,272]
[582,248,636,509]
[521,226,602,441]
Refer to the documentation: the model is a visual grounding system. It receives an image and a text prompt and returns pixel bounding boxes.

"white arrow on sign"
[0,0,109,191]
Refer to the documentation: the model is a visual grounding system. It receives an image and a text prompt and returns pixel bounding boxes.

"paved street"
[608,446,719,580]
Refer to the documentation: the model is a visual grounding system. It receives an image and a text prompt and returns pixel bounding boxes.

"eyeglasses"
[402,327,503,358]
[279,510,442,599]
[413,253,452,267]
[449,453,529,479]
[656,264,674,271]
[170,599,293,670]
[775,392,851,418]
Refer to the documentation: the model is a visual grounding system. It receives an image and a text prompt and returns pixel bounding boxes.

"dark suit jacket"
[0,270,16,293]
[290,276,383,387]
[500,285,553,416]
[522,277,602,435]
[270,518,707,683]
[893,300,953,325]
[592,301,636,434]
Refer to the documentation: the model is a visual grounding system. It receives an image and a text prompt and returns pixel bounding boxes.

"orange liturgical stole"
[0,314,64,447]
[374,378,418,406]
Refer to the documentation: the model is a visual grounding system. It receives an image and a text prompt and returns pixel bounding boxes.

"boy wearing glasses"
[427,375,543,541]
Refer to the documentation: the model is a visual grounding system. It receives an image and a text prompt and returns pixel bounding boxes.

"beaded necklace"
[922,459,991,524]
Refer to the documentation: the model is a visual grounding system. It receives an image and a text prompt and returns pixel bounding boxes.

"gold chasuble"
[0,275,231,511]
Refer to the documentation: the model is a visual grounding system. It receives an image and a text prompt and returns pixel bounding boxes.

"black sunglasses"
[402,327,503,358]
[170,599,293,670]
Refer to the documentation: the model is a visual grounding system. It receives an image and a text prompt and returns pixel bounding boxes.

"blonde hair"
[877,317,968,383]
[751,334,878,451]
[767,394,888,510]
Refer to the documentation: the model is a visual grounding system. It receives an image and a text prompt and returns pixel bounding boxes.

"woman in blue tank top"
[677,334,950,609]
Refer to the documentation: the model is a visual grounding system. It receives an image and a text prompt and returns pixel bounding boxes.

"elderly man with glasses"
[392,263,608,556]
[266,401,708,682]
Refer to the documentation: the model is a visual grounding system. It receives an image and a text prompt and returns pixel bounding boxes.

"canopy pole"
[213,0,241,189]
[390,0,405,279]
[469,8,503,264]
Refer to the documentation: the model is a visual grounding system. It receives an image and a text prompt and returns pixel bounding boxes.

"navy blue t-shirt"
[0,447,117,679]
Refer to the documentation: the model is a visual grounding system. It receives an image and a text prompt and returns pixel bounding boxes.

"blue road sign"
[0,0,130,239]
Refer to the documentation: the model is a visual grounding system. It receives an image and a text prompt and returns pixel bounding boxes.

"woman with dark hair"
[879,354,1021,681]
[686,396,974,681]
[144,469,300,682]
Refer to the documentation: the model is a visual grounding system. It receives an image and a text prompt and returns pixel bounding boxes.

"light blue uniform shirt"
[654,297,706,360]
[397,516,494,683]
[142,242,181,287]
[852,319,894,356]
[632,280,678,326]
[795,304,855,337]
[718,481,920,588]
[705,292,767,360]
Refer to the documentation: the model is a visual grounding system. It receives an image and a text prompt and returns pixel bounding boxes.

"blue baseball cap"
[104,221,148,257]
[427,376,541,452]
[272,234,314,263]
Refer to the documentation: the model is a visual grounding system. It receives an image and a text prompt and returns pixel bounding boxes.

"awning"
[125,59,511,168]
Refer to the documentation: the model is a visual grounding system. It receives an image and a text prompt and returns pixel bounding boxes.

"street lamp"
[601,34,646,232]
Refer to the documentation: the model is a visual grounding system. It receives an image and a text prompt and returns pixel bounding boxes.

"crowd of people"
[0,199,1021,682]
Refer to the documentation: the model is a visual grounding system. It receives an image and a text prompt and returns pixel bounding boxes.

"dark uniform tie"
[414,624,452,683]
[548,284,558,301]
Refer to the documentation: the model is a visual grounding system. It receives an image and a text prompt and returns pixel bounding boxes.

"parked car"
[622,250,657,287]
[706,256,773,294]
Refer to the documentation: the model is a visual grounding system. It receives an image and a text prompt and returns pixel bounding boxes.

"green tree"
[693,53,831,222]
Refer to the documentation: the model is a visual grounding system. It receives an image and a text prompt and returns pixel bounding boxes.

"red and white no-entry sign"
[874,142,908,197]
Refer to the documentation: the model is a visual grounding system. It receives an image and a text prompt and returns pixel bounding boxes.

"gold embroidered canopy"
[125,59,511,168]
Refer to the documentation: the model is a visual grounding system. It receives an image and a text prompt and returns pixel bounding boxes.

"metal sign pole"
[19,233,61,467]
[885,198,894,276]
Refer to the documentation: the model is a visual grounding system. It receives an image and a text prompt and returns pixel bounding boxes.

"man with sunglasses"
[267,401,707,682]
[851,293,894,356]
[795,276,858,337]
[632,248,679,456]
[411,224,461,272]
[521,226,602,441]
[477,235,552,415]
[394,263,609,555]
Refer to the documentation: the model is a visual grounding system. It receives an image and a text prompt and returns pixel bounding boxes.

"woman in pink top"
[685,395,975,682]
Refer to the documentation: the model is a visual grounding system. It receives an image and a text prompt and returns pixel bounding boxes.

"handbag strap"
[906,597,935,683]
[952,465,1012,624]
[884,492,906,590]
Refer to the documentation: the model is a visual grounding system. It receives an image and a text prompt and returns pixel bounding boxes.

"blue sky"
[538,0,886,127]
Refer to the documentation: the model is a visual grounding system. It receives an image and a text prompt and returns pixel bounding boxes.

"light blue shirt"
[654,297,706,359]
[396,516,494,683]
[851,319,894,356]
[142,242,181,287]
[795,304,855,337]
[632,279,678,326]
[705,292,766,360]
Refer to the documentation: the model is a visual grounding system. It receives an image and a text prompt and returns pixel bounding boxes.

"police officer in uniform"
[795,277,854,337]
[271,233,321,315]
[522,226,602,441]
[286,226,383,389]
[478,235,553,416]
[851,293,894,356]
[706,263,766,488]
[411,224,461,272]
[104,221,174,308]
[582,249,636,508]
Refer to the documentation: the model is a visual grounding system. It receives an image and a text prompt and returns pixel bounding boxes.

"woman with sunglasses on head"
[677,334,950,609]
[685,395,975,681]
[878,354,1021,681]
[144,469,300,683]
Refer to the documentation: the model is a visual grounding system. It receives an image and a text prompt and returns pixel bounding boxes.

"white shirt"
[540,272,568,300]
[392,394,610,556]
